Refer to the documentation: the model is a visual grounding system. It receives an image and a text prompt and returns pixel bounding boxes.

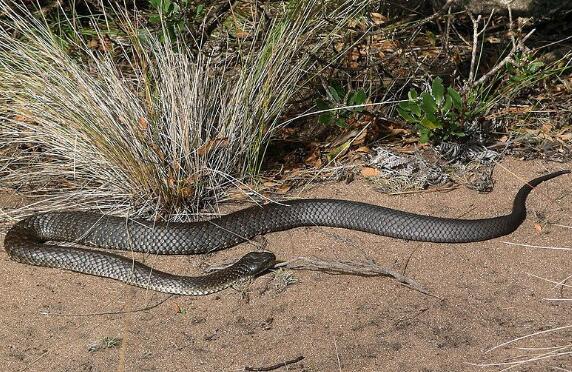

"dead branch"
[467,10,495,84]
[244,355,305,372]
[468,6,536,89]
[277,256,431,295]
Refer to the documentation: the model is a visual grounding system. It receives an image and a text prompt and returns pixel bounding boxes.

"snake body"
[4,170,569,295]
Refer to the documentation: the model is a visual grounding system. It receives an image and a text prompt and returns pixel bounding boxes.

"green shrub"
[397,77,466,144]
[315,82,368,129]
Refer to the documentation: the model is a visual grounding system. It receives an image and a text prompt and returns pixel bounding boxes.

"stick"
[470,6,536,88]
[276,256,431,295]
[244,355,305,372]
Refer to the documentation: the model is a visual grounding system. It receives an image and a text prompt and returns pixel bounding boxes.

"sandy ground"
[1,158,570,372]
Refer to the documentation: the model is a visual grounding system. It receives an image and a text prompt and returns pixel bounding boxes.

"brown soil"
[1,158,570,372]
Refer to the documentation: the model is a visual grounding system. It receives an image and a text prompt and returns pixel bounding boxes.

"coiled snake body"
[4,170,569,295]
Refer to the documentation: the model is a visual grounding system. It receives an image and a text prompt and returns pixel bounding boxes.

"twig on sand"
[276,256,431,295]
[501,241,572,251]
[39,295,173,317]
[244,355,305,371]
[486,325,572,353]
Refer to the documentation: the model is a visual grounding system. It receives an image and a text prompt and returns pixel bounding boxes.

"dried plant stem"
[277,256,430,295]
[0,1,363,219]
[468,6,535,89]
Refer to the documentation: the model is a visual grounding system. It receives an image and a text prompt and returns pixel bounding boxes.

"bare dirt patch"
[1,158,570,371]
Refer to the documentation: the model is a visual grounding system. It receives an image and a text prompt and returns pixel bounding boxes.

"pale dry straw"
[0,1,362,219]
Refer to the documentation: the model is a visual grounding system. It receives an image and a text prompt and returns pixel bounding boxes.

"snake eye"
[238,251,276,274]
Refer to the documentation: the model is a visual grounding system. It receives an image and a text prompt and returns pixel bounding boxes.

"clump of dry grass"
[470,324,572,371]
[0,1,362,219]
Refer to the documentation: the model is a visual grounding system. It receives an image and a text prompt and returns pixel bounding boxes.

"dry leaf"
[287,168,303,177]
[370,12,387,25]
[263,181,280,187]
[305,148,322,168]
[180,186,195,199]
[88,38,99,49]
[349,48,360,61]
[172,160,181,173]
[355,146,370,153]
[331,129,361,147]
[197,137,230,156]
[138,117,148,131]
[541,123,553,133]
[151,144,166,161]
[558,132,572,141]
[534,223,543,233]
[277,184,291,194]
[14,114,32,123]
[167,176,176,189]
[327,141,351,161]
[227,189,248,201]
[361,167,380,177]
[235,30,249,38]
[352,130,367,145]
[388,127,408,136]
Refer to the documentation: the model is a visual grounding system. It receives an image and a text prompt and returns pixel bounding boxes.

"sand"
[1,158,570,371]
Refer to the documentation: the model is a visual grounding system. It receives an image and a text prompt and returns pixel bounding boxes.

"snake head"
[236,251,276,276]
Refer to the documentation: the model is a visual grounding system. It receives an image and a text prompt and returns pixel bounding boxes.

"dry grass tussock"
[0,1,362,219]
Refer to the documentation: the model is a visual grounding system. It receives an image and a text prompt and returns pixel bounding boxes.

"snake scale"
[3,170,569,295]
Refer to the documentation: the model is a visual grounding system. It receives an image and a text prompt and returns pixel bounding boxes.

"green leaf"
[315,99,330,110]
[420,113,441,130]
[319,113,333,125]
[162,0,173,14]
[409,101,421,116]
[408,89,418,100]
[431,77,445,105]
[328,85,341,102]
[349,89,367,106]
[348,89,367,113]
[425,30,437,47]
[421,92,437,115]
[397,107,417,124]
[335,117,349,128]
[398,101,414,115]
[528,61,545,73]
[447,87,462,110]
[418,128,430,143]
[196,4,205,17]
[148,14,161,24]
[149,0,161,7]
[332,82,345,100]
[442,94,453,115]
[398,101,410,110]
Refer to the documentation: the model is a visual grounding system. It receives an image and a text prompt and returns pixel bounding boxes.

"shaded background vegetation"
[0,0,570,218]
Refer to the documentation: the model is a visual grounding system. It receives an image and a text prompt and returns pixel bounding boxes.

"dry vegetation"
[0,0,364,218]
[0,1,570,370]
